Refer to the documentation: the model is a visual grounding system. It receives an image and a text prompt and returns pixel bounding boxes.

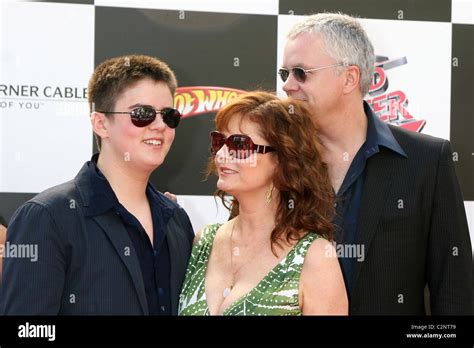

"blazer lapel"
[73,161,149,315]
[352,150,395,291]
[165,218,188,315]
[93,213,149,315]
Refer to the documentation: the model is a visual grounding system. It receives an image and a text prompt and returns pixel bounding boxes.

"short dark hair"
[87,55,178,149]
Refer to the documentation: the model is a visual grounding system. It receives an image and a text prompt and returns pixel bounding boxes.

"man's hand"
[0,224,7,279]
[164,192,178,203]
[0,224,6,242]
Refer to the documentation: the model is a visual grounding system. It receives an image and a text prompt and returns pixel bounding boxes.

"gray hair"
[287,12,375,96]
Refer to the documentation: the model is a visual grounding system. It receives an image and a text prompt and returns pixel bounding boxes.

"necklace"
[223,219,239,298]
[222,218,273,298]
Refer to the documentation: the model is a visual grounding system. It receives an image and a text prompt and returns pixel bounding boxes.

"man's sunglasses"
[210,131,275,159]
[278,63,342,83]
[97,105,181,128]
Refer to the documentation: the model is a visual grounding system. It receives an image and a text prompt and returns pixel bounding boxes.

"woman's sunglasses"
[98,105,181,128]
[210,131,275,159]
[278,63,342,83]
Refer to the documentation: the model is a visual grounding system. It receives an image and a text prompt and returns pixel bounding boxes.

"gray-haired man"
[281,12,472,315]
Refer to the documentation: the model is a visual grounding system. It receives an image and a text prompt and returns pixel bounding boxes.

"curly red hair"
[208,91,335,249]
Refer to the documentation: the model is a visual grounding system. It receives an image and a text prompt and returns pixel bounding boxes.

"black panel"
[0,192,37,225]
[450,24,474,200]
[95,7,278,195]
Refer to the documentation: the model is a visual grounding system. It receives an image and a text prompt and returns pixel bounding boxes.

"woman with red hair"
[179,91,347,315]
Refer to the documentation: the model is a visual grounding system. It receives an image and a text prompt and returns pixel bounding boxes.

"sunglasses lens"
[230,135,252,159]
[131,106,156,127]
[161,108,181,129]
[210,132,255,159]
[278,69,289,82]
[130,107,181,128]
[278,68,306,83]
[292,68,307,82]
[210,132,225,155]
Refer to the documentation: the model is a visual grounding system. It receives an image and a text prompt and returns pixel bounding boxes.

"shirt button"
[334,202,337,208]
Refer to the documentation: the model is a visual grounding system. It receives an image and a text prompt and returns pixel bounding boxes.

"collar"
[362,100,407,158]
[75,153,178,222]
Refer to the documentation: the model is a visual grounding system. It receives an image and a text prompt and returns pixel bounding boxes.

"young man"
[281,13,472,315]
[0,55,194,315]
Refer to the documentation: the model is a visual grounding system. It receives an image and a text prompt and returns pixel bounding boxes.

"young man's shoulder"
[28,179,78,210]
[148,185,180,211]
[9,180,81,227]
[148,186,192,224]
[7,179,81,240]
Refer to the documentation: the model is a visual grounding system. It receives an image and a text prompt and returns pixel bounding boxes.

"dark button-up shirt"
[87,154,171,315]
[334,101,407,297]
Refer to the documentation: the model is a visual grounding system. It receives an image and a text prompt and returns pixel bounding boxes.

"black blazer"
[0,163,194,315]
[350,125,473,315]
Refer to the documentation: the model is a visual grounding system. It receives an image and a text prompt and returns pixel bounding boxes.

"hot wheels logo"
[174,86,246,119]
[366,56,426,132]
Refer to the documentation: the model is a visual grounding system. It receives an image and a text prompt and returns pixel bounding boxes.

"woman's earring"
[265,185,274,204]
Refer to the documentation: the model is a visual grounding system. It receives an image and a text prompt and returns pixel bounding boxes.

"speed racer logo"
[174,86,246,119]
[366,56,426,132]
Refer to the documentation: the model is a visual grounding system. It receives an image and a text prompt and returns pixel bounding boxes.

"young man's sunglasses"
[210,131,275,159]
[278,63,342,83]
[98,105,181,128]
